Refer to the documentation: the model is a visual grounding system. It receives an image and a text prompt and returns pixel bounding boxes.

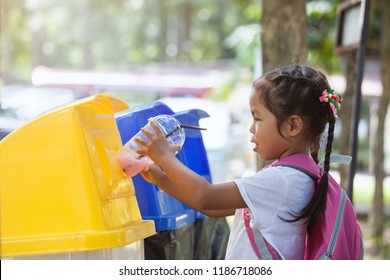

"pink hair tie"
[319,89,343,118]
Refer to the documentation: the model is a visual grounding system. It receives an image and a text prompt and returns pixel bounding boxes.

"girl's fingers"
[133,137,148,147]
[172,144,181,153]
[140,127,154,139]
[149,120,165,137]
[135,149,145,156]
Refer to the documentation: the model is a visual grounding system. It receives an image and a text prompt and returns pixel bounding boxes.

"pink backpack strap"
[271,154,321,178]
[243,208,282,260]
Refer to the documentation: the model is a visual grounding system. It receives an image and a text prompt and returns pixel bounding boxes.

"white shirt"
[225,165,315,260]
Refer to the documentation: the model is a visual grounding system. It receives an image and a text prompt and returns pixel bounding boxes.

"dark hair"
[253,64,336,234]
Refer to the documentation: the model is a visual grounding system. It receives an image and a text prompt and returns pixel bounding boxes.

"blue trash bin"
[115,102,198,259]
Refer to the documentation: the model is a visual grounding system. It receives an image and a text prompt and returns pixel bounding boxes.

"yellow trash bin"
[0,94,156,259]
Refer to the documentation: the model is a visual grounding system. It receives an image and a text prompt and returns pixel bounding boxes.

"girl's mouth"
[251,139,259,152]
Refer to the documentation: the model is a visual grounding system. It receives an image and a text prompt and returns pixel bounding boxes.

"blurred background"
[1,0,389,259]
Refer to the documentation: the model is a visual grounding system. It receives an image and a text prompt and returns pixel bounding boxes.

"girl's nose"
[249,123,255,134]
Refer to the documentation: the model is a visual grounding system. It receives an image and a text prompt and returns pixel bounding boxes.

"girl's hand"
[134,120,181,165]
[139,164,167,186]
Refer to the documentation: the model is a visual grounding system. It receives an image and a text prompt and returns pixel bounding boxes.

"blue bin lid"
[115,102,174,144]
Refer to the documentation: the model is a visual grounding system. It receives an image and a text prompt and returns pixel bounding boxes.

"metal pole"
[348,0,371,203]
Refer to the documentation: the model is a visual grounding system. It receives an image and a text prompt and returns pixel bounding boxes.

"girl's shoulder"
[258,164,306,177]
[254,165,314,186]
[236,165,313,192]
[238,165,300,187]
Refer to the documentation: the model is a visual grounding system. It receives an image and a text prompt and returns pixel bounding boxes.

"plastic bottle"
[117,115,185,177]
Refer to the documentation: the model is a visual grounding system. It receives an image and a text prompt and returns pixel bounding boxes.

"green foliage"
[1,0,381,83]
[224,23,260,69]
[224,0,343,77]
[1,0,262,83]
[366,0,381,56]
[208,77,237,101]
[307,0,340,73]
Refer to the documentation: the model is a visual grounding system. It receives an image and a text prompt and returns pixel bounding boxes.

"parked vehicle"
[0,86,77,140]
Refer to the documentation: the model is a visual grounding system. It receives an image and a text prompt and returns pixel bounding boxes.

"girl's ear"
[285,115,305,137]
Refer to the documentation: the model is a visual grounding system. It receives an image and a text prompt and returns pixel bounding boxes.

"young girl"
[134,64,342,260]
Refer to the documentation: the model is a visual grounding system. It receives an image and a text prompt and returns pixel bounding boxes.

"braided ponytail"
[306,115,335,233]
[310,140,320,164]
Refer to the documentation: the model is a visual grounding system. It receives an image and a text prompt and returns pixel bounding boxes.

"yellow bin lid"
[0,94,155,258]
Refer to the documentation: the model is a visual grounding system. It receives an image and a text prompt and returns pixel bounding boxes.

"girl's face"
[249,90,290,161]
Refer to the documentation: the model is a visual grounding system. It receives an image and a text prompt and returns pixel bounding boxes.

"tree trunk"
[158,0,168,61]
[259,0,308,168]
[82,0,93,69]
[179,1,193,60]
[261,0,308,73]
[369,0,390,239]
[338,51,357,191]
[1,1,12,83]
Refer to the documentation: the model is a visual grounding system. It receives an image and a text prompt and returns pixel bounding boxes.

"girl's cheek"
[254,121,261,131]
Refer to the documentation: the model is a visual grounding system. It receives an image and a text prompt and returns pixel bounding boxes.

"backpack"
[244,154,364,260]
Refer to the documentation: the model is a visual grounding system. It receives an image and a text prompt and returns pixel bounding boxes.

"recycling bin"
[115,102,197,259]
[0,94,155,259]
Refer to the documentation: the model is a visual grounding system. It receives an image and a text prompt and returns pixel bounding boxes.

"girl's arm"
[140,165,236,217]
[135,120,247,212]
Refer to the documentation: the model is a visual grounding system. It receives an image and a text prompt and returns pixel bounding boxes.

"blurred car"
[158,97,248,183]
[0,86,77,140]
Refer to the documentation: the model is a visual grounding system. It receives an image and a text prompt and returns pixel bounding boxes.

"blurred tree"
[223,0,261,75]
[1,0,30,83]
[0,1,370,83]
[224,0,344,81]
[0,0,11,83]
[224,23,260,73]
[337,0,382,193]
[257,0,308,168]
[369,0,389,244]
[307,0,340,72]
[1,0,262,83]
[261,0,308,73]
[338,50,357,191]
